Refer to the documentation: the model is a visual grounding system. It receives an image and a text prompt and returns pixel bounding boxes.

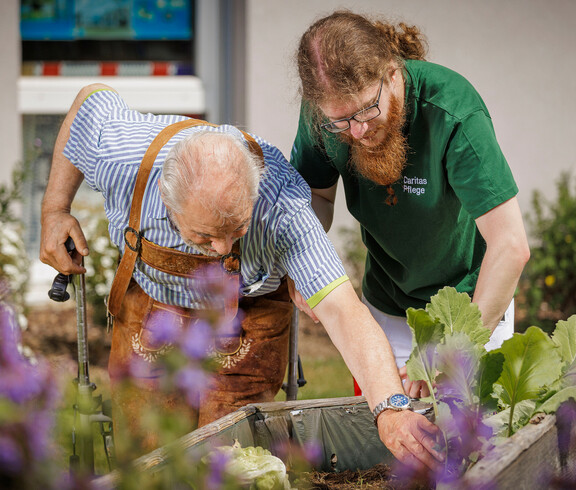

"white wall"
[246,0,576,241]
[0,0,21,182]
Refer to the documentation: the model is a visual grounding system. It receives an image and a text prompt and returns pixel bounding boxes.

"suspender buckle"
[124,227,142,253]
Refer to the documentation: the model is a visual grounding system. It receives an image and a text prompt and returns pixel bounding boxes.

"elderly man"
[40,83,443,469]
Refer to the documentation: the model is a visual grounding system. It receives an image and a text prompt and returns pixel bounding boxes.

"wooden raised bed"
[92,397,575,489]
[438,413,576,490]
[92,396,392,488]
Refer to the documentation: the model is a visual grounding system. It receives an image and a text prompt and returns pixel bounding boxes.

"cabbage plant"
[405,287,576,478]
[202,442,292,490]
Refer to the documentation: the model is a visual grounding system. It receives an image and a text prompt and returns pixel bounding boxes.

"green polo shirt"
[290,59,518,316]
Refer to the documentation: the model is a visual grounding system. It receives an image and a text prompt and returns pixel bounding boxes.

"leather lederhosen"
[109,276,292,454]
[106,120,292,453]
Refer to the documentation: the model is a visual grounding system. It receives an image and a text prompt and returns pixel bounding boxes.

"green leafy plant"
[518,171,576,333]
[0,161,30,327]
[405,286,576,479]
[202,442,292,489]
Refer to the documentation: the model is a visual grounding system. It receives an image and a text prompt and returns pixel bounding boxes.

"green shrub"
[0,162,30,326]
[517,172,576,333]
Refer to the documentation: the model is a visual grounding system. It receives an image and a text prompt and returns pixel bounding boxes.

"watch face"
[389,393,410,409]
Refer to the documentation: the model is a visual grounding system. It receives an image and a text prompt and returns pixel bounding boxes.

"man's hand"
[40,211,89,275]
[286,277,319,323]
[377,409,444,472]
[399,365,431,398]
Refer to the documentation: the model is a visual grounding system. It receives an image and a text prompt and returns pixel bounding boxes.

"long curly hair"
[297,10,428,117]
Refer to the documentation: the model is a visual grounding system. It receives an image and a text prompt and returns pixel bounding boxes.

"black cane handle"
[47,238,76,302]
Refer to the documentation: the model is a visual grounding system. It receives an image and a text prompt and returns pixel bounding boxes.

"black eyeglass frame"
[320,76,386,134]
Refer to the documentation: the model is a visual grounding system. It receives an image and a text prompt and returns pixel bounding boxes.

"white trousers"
[362,295,515,368]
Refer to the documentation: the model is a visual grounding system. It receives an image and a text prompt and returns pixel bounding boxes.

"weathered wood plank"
[247,395,368,412]
[438,415,560,490]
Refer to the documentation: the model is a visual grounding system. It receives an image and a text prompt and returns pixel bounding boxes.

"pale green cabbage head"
[204,443,292,490]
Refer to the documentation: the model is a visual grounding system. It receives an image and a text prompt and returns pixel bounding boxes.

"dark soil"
[299,463,432,489]
[23,302,110,366]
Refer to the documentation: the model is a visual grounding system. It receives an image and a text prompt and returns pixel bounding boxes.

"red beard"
[343,93,408,188]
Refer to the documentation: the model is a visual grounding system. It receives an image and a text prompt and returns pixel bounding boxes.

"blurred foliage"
[2,283,307,489]
[517,172,576,333]
[0,161,31,327]
[336,224,367,297]
[72,199,118,326]
[0,303,67,489]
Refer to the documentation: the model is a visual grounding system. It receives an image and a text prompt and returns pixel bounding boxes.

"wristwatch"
[373,393,412,426]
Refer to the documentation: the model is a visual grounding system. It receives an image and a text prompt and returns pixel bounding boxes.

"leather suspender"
[106,119,263,317]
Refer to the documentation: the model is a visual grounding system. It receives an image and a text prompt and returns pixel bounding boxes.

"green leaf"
[435,400,458,438]
[562,360,576,389]
[406,308,444,385]
[495,327,562,405]
[485,400,538,438]
[538,386,576,414]
[478,351,505,409]
[436,333,481,406]
[551,315,576,369]
[426,287,490,346]
[551,316,576,390]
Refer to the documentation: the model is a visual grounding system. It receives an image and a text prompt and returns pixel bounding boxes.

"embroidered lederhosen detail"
[131,301,195,363]
[213,338,254,368]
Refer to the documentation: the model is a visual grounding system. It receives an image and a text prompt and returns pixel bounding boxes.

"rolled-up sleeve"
[276,198,348,307]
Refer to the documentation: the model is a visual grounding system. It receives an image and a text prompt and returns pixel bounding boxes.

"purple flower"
[204,447,231,488]
[270,439,321,473]
[145,309,182,346]
[24,410,56,462]
[0,364,35,403]
[189,263,241,310]
[556,399,576,457]
[0,301,64,488]
[180,320,213,360]
[0,303,25,368]
[390,458,436,489]
[175,366,210,407]
[433,399,493,484]
[0,305,50,404]
[303,440,323,466]
[213,314,244,340]
[0,435,24,473]
[436,344,478,406]
[129,355,166,381]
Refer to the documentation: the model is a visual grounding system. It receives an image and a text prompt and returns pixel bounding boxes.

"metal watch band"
[372,400,389,427]
[373,393,412,426]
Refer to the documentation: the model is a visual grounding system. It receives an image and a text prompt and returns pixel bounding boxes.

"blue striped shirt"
[64,90,347,309]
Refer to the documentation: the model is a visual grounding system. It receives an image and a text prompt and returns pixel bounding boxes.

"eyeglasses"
[320,77,385,134]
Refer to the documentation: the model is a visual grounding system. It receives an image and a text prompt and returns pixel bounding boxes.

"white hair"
[159,130,265,221]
